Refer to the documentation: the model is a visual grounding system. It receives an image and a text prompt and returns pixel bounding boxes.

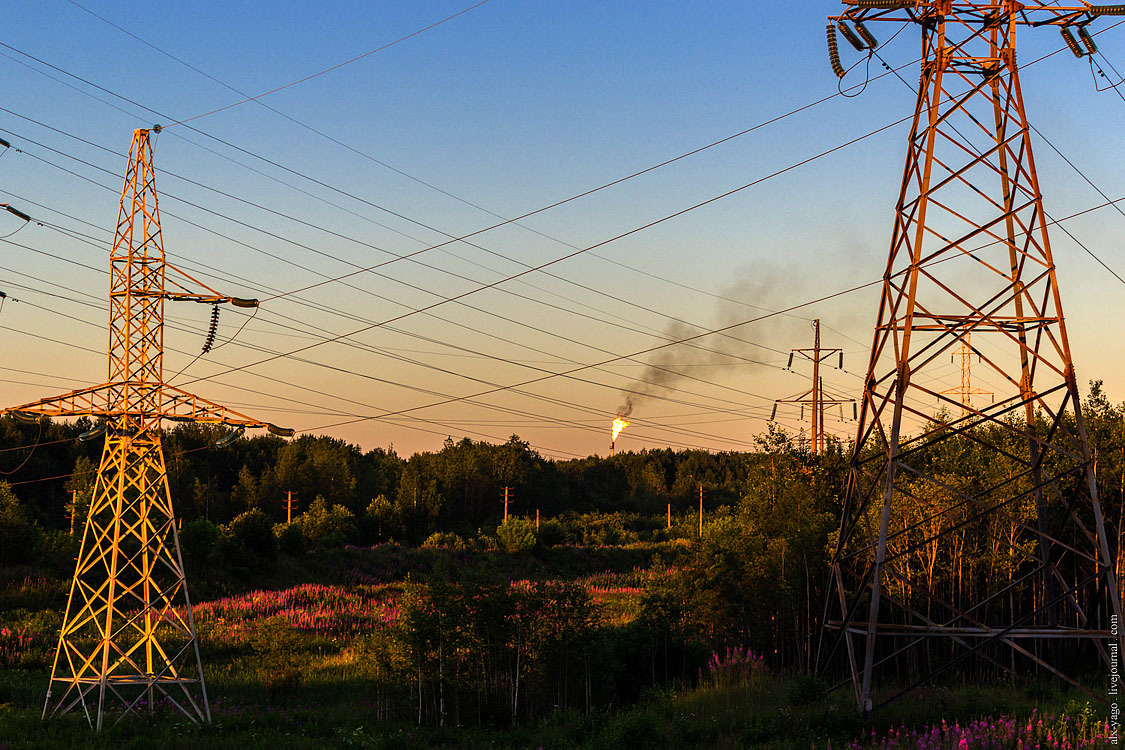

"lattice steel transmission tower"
[817,1,1124,713]
[2,129,292,730]
[938,333,993,414]
[772,319,854,454]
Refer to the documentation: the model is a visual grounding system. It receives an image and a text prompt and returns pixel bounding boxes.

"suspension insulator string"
[1078,26,1099,55]
[201,304,220,354]
[827,23,846,78]
[854,21,879,49]
[1060,27,1084,57]
[838,21,866,51]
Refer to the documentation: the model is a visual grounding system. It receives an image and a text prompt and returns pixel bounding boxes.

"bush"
[537,518,567,547]
[496,518,537,553]
[0,482,39,566]
[422,531,466,550]
[180,518,221,567]
[274,522,307,557]
[35,530,78,573]
[783,672,826,706]
[363,494,400,543]
[249,617,305,703]
[295,496,356,548]
[227,509,278,561]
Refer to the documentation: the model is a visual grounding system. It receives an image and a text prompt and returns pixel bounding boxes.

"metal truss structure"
[3,129,292,730]
[939,334,993,414]
[773,319,854,455]
[817,1,1125,713]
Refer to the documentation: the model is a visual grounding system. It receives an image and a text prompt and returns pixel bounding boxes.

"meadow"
[0,540,1114,749]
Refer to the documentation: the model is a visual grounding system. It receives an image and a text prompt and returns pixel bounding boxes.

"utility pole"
[773,319,853,454]
[667,502,672,530]
[535,508,540,531]
[698,483,704,538]
[67,489,79,536]
[0,129,294,729]
[501,486,513,523]
[285,491,298,524]
[820,2,1123,713]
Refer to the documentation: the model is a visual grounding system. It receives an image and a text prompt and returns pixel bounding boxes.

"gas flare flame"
[612,416,629,442]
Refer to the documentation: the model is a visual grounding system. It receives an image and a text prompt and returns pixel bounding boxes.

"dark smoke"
[614,262,862,418]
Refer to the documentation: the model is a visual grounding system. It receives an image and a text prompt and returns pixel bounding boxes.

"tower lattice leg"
[43,432,210,729]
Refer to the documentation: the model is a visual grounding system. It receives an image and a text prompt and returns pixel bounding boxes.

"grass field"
[0,543,1116,749]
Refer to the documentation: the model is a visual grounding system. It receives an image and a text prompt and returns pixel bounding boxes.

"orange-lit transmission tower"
[817,2,1124,713]
[2,129,292,730]
[938,333,993,413]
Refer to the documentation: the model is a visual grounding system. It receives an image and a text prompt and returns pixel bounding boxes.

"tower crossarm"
[1,383,291,434]
[831,2,1121,27]
[159,384,289,432]
[163,260,259,308]
[1,385,113,418]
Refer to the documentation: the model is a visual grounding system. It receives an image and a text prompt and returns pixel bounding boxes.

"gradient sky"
[1,1,1123,460]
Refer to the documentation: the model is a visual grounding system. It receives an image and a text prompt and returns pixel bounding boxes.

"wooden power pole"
[501,486,513,523]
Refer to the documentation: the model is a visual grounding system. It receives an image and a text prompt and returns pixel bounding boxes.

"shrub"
[496,518,537,553]
[295,496,356,548]
[36,529,78,574]
[274,522,307,557]
[180,518,221,567]
[227,509,278,561]
[0,482,39,565]
[249,617,305,702]
[422,531,466,550]
[363,494,400,543]
[536,518,567,547]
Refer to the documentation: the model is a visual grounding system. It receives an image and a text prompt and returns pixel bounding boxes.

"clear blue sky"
[1,1,1123,459]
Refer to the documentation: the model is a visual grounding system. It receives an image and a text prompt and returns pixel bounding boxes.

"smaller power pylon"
[938,334,993,415]
[772,319,855,454]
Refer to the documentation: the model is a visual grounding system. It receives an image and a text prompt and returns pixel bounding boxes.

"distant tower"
[3,129,292,730]
[773,319,854,454]
[938,333,992,414]
[818,2,1123,713]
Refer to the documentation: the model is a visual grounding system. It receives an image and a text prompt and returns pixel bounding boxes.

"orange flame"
[612,416,629,442]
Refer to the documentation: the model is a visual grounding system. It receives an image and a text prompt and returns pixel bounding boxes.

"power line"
[7,208,787,432]
[60,1,923,336]
[1,29,1114,454]
[0,120,799,387]
[173,115,912,394]
[0,231,779,453]
[9,129,1124,452]
[0,103,808,383]
[0,122,851,424]
[0,38,915,327]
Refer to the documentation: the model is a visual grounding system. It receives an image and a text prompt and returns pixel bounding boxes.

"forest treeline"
[0,412,807,543]
[3,383,1125,562]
